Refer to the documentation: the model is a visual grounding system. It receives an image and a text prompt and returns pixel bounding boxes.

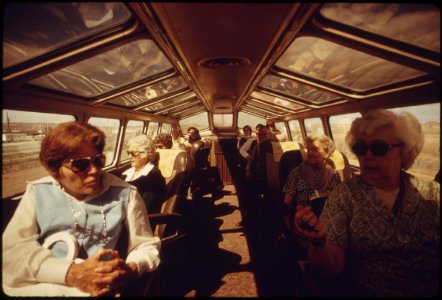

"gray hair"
[127,134,155,159]
[306,134,336,157]
[345,109,423,170]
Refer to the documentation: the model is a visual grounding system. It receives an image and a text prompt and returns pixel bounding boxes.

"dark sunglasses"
[127,151,145,157]
[352,140,404,157]
[62,154,106,173]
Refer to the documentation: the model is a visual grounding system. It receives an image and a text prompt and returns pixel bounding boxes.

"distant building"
[2,133,28,143]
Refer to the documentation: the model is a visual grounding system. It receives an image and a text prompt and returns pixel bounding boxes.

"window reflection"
[276,37,425,92]
[3,2,131,69]
[259,74,341,104]
[109,77,188,108]
[320,3,440,53]
[28,39,173,97]
[250,91,306,111]
[246,99,287,115]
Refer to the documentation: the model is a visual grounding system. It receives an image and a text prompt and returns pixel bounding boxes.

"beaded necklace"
[57,182,110,246]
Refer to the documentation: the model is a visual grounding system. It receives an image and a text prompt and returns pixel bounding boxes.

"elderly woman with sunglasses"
[3,122,160,297]
[294,109,440,297]
[122,134,166,214]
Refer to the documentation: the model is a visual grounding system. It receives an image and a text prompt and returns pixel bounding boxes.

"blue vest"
[34,182,129,259]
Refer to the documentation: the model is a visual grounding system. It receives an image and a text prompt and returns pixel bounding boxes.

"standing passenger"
[236,125,253,169]
[237,125,252,150]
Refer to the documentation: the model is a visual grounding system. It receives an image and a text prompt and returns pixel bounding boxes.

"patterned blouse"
[283,161,341,209]
[321,172,440,297]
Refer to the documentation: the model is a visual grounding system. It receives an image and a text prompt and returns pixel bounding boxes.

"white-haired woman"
[282,134,341,236]
[294,109,440,297]
[122,134,166,214]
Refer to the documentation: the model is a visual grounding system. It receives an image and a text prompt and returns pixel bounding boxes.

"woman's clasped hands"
[66,248,139,297]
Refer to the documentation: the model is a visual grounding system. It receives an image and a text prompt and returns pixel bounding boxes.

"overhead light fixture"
[198,56,250,69]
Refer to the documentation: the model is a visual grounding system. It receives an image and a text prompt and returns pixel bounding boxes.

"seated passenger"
[122,134,166,214]
[2,122,160,296]
[282,134,341,233]
[294,109,440,297]
[154,133,173,149]
[185,126,201,148]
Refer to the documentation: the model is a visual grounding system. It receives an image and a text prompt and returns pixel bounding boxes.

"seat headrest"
[327,150,345,170]
[271,141,301,162]
[279,149,304,190]
[156,149,187,178]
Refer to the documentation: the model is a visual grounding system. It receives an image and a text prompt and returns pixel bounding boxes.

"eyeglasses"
[62,154,106,173]
[351,140,404,157]
[127,151,145,157]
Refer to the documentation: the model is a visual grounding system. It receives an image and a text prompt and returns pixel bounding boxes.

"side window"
[329,112,362,167]
[121,120,144,161]
[389,103,440,181]
[213,113,233,128]
[179,112,210,136]
[160,123,171,134]
[288,120,303,146]
[238,112,265,137]
[2,110,75,198]
[304,117,324,137]
[88,117,120,167]
[274,122,288,141]
[146,122,159,139]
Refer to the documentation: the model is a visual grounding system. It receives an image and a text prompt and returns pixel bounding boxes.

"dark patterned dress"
[321,172,440,297]
[283,161,341,215]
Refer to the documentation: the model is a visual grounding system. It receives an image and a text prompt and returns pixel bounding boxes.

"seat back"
[188,139,212,196]
[326,150,352,181]
[278,149,306,192]
[266,142,303,196]
[189,139,212,170]
[154,149,190,238]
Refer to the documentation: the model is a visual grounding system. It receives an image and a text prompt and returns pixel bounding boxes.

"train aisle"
[159,185,258,296]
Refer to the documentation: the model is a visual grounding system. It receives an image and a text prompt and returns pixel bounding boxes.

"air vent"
[199,57,250,69]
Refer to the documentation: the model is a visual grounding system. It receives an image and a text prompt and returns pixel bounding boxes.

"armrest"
[148,212,185,228]
[148,212,187,246]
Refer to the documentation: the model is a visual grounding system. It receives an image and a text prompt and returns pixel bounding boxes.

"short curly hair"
[127,134,156,158]
[345,108,424,170]
[39,121,105,178]
[306,134,336,157]
[154,133,173,149]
